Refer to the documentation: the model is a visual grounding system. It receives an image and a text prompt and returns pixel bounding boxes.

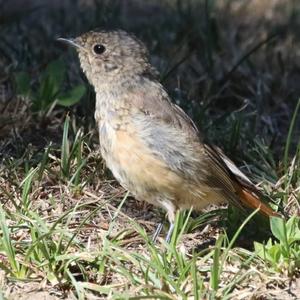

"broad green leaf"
[254,241,264,258]
[270,217,287,244]
[286,216,300,242]
[254,241,274,262]
[268,245,281,263]
[45,59,66,95]
[57,85,86,107]
[36,59,66,110]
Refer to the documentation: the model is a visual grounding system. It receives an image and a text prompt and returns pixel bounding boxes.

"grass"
[0,0,300,299]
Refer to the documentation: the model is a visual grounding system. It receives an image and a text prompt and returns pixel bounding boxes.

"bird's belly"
[99,121,183,202]
[98,121,226,212]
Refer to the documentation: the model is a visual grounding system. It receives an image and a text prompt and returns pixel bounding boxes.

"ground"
[0,0,300,299]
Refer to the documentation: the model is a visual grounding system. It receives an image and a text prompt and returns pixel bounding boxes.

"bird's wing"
[123,79,278,217]
[127,78,200,137]
[124,79,245,208]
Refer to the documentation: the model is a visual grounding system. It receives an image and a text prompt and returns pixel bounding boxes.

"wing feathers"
[123,79,278,217]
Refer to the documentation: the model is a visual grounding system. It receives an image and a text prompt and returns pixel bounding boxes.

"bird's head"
[58,30,154,88]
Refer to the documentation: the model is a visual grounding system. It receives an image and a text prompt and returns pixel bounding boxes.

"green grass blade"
[284,98,300,173]
[0,205,19,276]
[61,115,70,178]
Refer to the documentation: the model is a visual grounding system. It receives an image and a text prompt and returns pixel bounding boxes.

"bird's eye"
[93,44,106,55]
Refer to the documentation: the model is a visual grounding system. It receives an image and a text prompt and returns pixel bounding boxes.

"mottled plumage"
[58,30,278,227]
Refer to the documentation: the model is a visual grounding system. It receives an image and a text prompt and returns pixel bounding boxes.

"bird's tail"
[236,185,279,217]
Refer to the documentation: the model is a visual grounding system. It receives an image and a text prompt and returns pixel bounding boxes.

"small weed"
[254,216,300,276]
[60,115,87,187]
[14,59,86,115]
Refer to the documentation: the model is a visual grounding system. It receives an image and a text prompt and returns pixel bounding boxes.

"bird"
[58,30,279,240]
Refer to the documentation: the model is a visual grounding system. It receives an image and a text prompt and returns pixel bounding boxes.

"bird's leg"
[165,221,175,243]
[152,222,164,242]
[152,211,168,242]
[152,200,176,243]
[152,216,175,243]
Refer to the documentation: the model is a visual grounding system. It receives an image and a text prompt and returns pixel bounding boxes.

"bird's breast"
[96,97,133,190]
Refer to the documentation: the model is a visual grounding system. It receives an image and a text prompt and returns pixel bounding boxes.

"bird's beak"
[57,38,84,50]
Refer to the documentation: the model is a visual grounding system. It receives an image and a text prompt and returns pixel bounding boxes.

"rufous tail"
[236,186,280,217]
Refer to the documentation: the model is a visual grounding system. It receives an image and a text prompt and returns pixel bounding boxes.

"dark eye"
[93,44,106,55]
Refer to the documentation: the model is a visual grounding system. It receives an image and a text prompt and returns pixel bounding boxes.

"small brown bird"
[58,30,278,239]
